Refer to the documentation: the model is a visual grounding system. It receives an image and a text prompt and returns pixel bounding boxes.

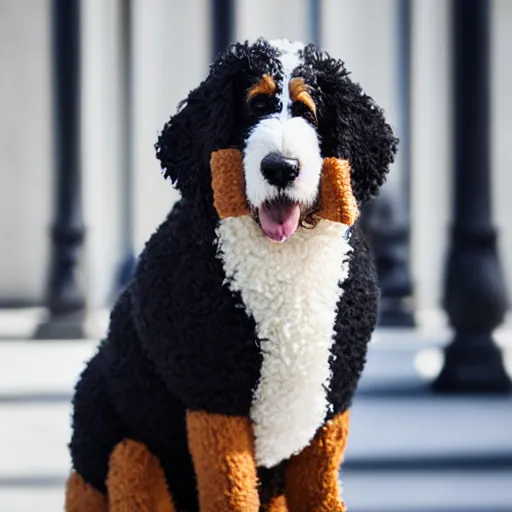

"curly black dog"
[65,38,397,512]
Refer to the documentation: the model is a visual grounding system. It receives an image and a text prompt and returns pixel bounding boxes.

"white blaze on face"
[270,39,304,122]
[244,117,323,207]
[215,39,352,469]
[243,40,323,209]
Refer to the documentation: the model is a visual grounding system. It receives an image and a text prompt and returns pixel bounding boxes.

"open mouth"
[258,197,302,243]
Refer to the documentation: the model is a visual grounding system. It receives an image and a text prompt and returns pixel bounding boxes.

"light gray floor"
[1,327,511,511]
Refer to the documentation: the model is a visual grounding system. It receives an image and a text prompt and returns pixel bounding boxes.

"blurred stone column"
[114,0,137,296]
[432,0,511,393]
[309,0,321,48]
[34,0,86,339]
[361,0,415,327]
[211,0,234,60]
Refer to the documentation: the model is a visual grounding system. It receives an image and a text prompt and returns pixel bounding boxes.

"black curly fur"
[155,39,282,200]
[131,200,262,416]
[295,44,398,203]
[69,38,396,511]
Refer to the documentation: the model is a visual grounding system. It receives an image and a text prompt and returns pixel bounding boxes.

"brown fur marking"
[289,77,317,118]
[266,494,289,511]
[210,148,250,219]
[284,410,350,512]
[65,471,108,512]
[186,410,260,512]
[317,158,359,226]
[107,439,176,512]
[247,74,277,101]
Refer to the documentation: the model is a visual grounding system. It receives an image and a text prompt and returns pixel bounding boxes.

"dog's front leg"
[284,410,350,512]
[186,410,260,512]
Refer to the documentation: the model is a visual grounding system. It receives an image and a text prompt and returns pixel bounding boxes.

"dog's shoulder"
[134,199,211,276]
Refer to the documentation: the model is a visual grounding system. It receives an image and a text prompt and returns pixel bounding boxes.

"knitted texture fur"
[317,158,359,226]
[66,37,397,511]
[186,411,259,512]
[248,74,277,100]
[285,411,350,512]
[210,149,249,218]
[265,495,288,512]
[108,440,176,512]
[289,77,316,118]
[65,471,107,512]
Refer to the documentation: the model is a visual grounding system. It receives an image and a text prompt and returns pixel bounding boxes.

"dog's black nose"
[261,153,300,188]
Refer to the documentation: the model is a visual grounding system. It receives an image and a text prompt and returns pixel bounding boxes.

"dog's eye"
[248,94,278,116]
[292,101,317,125]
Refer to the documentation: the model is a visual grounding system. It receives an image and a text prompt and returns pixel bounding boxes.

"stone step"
[1,336,511,511]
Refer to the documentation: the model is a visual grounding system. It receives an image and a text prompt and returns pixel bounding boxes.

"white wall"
[0,0,511,320]
[410,0,452,317]
[131,0,210,253]
[81,0,126,309]
[0,0,52,305]
[492,0,512,301]
[236,0,310,43]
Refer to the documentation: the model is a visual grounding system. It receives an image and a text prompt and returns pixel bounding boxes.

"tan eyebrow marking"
[247,74,277,101]
[289,77,317,117]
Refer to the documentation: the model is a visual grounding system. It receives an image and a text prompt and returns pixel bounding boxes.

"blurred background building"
[1,0,511,510]
[1,0,511,322]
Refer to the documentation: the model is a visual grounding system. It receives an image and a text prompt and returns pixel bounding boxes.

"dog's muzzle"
[210,149,360,233]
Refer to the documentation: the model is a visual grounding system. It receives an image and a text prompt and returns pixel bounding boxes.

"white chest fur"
[216,216,351,467]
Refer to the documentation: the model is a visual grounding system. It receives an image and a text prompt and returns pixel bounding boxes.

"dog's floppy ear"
[155,41,264,199]
[314,52,398,204]
[155,45,247,198]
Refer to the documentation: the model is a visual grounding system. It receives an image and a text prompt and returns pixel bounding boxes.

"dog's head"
[156,39,397,242]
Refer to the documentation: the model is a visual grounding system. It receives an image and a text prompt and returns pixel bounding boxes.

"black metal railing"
[34,0,86,339]
[433,0,511,393]
[211,0,235,61]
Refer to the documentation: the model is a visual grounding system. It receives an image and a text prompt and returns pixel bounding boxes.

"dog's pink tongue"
[259,201,301,242]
